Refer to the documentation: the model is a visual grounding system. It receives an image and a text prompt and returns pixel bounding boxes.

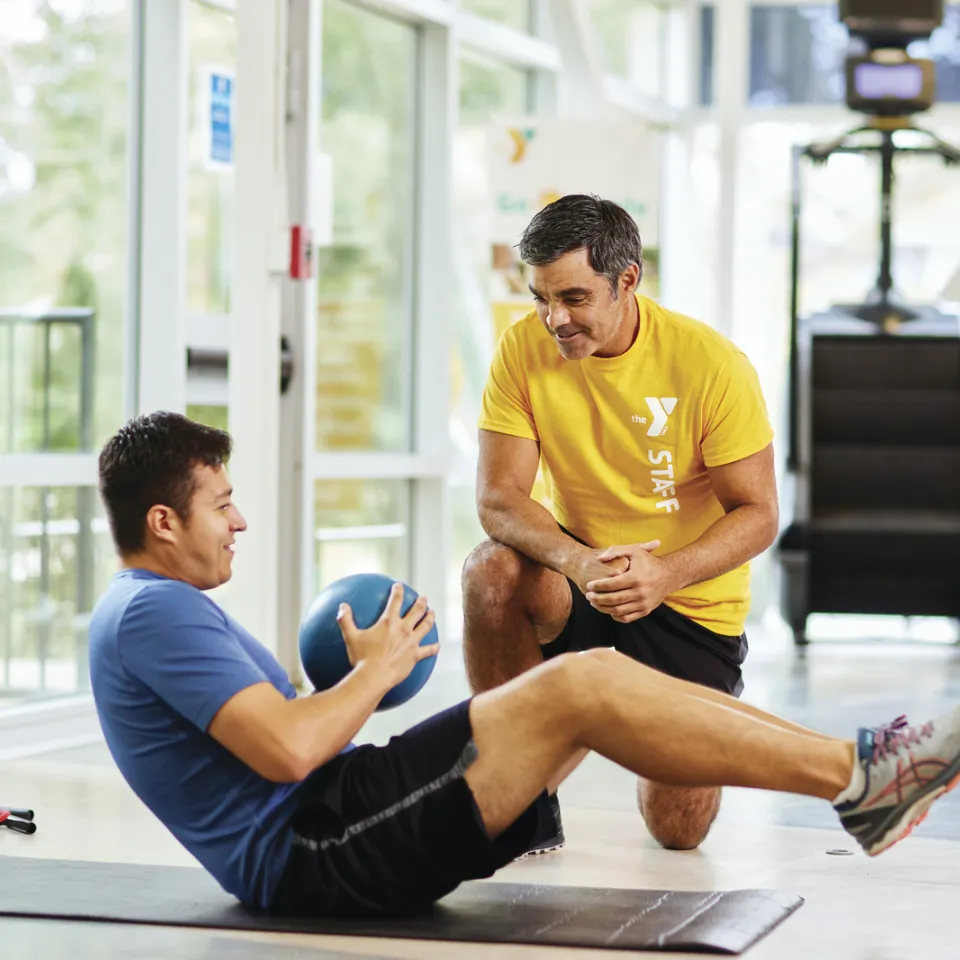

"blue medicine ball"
[298,572,439,711]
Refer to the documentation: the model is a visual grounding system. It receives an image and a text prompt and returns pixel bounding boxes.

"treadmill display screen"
[853,61,925,100]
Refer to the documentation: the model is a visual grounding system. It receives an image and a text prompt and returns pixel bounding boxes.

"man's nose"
[547,304,570,329]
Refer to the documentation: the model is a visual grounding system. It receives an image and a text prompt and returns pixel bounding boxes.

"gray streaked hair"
[518,194,643,296]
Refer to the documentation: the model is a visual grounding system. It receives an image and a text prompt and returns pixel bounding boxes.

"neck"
[595,293,641,359]
[122,551,180,582]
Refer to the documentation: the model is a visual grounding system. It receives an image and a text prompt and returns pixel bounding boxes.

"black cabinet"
[778,314,960,644]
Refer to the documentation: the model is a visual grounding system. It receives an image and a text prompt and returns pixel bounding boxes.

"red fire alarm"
[290,225,313,280]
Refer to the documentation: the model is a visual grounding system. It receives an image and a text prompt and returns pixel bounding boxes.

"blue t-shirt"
[88,568,305,909]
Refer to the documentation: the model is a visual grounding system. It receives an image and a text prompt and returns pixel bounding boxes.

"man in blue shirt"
[89,412,960,918]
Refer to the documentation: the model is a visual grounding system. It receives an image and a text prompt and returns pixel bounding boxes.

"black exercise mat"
[0,857,803,954]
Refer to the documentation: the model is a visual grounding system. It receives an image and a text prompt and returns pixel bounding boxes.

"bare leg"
[461,544,842,845]
[464,650,854,838]
[592,647,836,848]
[460,543,588,819]
[461,542,835,749]
[605,650,837,741]
[460,541,570,692]
[589,647,837,849]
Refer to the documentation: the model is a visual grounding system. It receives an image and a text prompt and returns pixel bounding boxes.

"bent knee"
[579,648,616,665]
[579,648,660,684]
[462,540,524,588]
[461,541,570,626]
[647,818,715,851]
[533,652,607,716]
[638,784,721,851]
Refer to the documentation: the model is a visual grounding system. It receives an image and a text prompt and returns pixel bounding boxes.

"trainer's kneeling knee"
[646,818,714,851]
[637,784,721,851]
[461,541,525,602]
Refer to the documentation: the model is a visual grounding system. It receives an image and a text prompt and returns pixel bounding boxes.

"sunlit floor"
[4,612,960,959]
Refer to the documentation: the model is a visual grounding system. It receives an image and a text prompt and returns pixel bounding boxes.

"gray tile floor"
[4,614,960,958]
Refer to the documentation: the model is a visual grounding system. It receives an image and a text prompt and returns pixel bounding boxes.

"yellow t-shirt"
[478,295,774,637]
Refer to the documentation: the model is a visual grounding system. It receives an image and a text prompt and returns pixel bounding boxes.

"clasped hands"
[573,541,675,624]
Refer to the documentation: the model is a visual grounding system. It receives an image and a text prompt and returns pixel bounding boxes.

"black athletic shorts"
[541,576,749,698]
[268,699,555,918]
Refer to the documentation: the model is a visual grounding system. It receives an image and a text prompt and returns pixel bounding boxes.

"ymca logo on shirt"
[645,397,677,437]
[648,449,680,514]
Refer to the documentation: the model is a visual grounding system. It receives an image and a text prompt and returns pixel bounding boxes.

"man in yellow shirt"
[463,194,779,857]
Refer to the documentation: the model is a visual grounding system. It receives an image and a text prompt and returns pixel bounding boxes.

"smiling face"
[529,248,641,361]
[178,465,246,589]
[143,463,247,590]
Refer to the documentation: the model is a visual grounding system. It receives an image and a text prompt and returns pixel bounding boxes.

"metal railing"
[0,308,97,694]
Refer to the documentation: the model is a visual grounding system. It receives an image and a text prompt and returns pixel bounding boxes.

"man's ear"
[621,262,641,295]
[144,505,180,545]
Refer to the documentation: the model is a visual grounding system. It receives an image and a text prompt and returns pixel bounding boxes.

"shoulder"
[645,299,761,391]
[121,576,228,635]
[90,573,228,677]
[646,298,745,366]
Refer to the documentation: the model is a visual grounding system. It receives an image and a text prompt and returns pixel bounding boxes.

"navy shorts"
[268,699,555,918]
[541,578,749,698]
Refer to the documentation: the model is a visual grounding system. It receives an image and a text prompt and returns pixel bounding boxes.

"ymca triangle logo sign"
[507,127,536,163]
[645,397,677,437]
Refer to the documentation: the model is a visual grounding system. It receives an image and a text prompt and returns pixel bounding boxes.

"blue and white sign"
[201,66,235,171]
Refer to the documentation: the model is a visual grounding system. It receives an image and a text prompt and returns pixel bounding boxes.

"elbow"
[257,747,310,784]
[268,735,324,783]
[282,761,313,785]
[476,494,500,538]
[729,499,778,555]
[477,488,516,538]
[277,750,312,784]
[760,500,780,551]
[477,499,497,537]
[244,726,317,783]
[273,725,342,783]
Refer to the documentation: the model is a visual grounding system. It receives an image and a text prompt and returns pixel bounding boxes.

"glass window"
[684,122,721,336]
[460,0,532,33]
[185,404,228,432]
[316,1,417,453]
[742,4,960,107]
[0,0,131,448]
[699,4,715,107]
[449,55,531,618]
[313,480,409,593]
[912,7,960,102]
[0,311,96,453]
[459,53,530,129]
[186,0,236,315]
[0,486,115,696]
[736,120,960,349]
[587,0,663,93]
[749,5,846,107]
[457,54,530,279]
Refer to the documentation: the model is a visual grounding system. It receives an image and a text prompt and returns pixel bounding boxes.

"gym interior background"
[3,1,960,957]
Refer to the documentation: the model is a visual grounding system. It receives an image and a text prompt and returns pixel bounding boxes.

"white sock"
[831,751,866,806]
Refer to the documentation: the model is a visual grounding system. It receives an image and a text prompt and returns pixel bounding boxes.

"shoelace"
[872,714,935,764]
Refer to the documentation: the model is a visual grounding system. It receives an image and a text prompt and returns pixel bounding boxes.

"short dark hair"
[518,194,643,295]
[98,411,232,555]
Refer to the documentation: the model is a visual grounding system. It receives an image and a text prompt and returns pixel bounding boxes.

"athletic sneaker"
[835,707,960,856]
[515,793,565,860]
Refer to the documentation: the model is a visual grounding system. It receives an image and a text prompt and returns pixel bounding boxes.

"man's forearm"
[479,494,585,577]
[284,660,393,778]
[661,504,778,593]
